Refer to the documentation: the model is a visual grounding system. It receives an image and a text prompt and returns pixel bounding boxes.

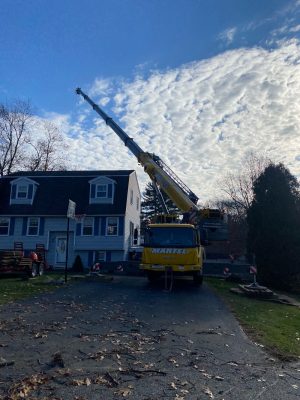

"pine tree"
[247,163,300,290]
[141,182,180,227]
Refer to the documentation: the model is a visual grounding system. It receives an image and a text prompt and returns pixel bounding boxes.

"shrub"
[72,255,84,273]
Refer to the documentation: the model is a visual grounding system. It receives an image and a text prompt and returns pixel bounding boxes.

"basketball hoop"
[74,214,86,223]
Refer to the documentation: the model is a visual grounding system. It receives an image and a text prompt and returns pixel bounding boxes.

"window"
[130,189,133,205]
[134,227,139,245]
[136,197,139,211]
[107,217,118,236]
[130,221,134,245]
[27,217,39,236]
[82,217,93,236]
[144,226,196,247]
[17,185,28,199]
[96,184,107,198]
[0,218,9,235]
[95,250,106,262]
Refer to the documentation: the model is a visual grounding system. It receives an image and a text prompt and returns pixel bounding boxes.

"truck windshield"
[144,227,197,247]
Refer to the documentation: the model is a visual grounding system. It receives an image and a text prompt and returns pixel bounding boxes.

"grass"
[0,273,66,305]
[206,277,300,360]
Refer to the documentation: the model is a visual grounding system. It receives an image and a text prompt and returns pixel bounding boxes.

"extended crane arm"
[76,88,199,213]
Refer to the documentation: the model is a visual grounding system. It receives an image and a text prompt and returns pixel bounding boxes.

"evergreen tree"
[72,255,84,273]
[141,182,180,227]
[247,163,300,290]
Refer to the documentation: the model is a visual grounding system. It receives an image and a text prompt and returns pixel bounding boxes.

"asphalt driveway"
[0,276,299,399]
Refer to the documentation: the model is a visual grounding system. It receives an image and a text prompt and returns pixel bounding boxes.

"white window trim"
[17,184,28,199]
[0,217,10,236]
[82,217,94,236]
[136,196,140,211]
[96,184,108,199]
[27,217,40,236]
[106,217,119,236]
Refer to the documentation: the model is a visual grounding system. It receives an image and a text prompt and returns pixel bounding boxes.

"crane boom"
[76,88,144,159]
[76,88,199,213]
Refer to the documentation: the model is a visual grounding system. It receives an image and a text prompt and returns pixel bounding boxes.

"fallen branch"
[121,368,167,376]
[104,372,119,387]
[0,360,14,368]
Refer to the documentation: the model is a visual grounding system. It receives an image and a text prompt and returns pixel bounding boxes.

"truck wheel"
[147,271,161,283]
[193,271,203,285]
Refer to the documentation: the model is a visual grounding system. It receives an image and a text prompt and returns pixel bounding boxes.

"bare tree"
[26,121,69,171]
[0,100,32,176]
[0,100,69,175]
[215,153,272,259]
[220,153,271,219]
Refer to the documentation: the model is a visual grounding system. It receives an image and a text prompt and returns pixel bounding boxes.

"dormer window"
[10,177,38,205]
[89,176,116,205]
[17,185,28,199]
[96,184,107,198]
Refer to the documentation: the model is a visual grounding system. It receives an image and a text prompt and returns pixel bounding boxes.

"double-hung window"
[96,184,107,198]
[17,185,28,199]
[27,217,39,236]
[82,217,93,236]
[0,218,9,235]
[107,217,118,236]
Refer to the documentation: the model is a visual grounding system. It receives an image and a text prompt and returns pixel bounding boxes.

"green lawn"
[206,277,300,360]
[0,273,66,305]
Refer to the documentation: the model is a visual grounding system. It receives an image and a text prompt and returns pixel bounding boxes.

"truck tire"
[193,271,203,285]
[147,271,161,283]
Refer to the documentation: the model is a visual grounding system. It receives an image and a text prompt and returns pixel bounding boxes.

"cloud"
[217,27,237,45]
[290,24,300,32]
[64,40,300,203]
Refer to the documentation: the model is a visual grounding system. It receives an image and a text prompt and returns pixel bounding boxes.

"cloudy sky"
[1,0,300,202]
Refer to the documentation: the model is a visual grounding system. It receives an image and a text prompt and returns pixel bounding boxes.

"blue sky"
[0,0,295,112]
[1,0,300,201]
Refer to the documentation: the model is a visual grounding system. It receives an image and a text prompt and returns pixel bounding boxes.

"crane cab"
[140,223,204,284]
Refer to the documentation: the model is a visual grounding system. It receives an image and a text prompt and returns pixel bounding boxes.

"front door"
[56,237,67,264]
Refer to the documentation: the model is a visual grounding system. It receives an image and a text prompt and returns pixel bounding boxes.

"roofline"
[2,174,134,179]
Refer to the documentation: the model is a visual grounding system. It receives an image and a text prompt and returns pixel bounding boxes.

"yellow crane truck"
[76,88,226,286]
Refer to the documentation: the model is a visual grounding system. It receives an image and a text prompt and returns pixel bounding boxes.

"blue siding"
[88,251,94,267]
[118,216,124,236]
[76,223,82,236]
[101,217,106,235]
[106,251,111,262]
[22,217,28,235]
[39,217,45,235]
[9,217,15,236]
[94,217,100,235]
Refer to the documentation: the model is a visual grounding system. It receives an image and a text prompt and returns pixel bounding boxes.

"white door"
[56,237,67,264]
